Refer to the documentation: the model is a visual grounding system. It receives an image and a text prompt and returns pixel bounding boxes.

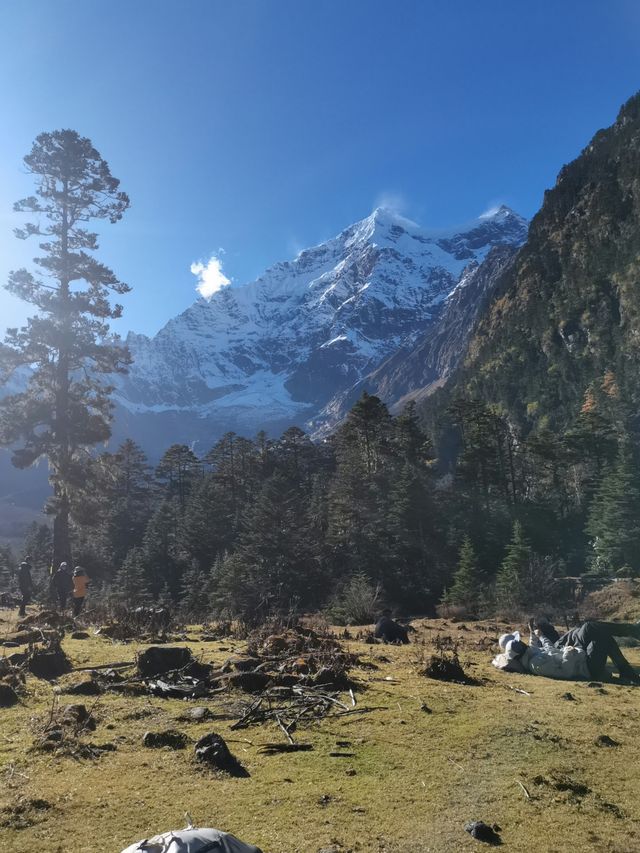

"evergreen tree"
[22,522,54,597]
[179,563,209,620]
[156,444,200,513]
[101,439,154,567]
[23,522,53,575]
[0,131,130,567]
[141,499,187,598]
[216,472,321,617]
[114,546,151,605]
[0,545,16,593]
[327,393,393,582]
[179,474,235,571]
[586,442,640,574]
[495,521,531,614]
[445,536,483,615]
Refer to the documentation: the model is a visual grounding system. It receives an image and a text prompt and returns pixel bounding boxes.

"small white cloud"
[190,252,231,299]
[374,191,407,214]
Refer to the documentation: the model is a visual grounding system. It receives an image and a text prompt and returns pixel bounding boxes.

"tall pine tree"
[0,131,130,567]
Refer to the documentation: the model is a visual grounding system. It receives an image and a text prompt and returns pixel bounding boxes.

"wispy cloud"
[190,252,231,299]
[373,191,408,214]
[479,202,505,219]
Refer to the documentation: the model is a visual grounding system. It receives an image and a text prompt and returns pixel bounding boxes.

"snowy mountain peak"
[114,206,528,452]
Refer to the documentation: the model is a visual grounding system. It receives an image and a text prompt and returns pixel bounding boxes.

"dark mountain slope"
[439,92,640,429]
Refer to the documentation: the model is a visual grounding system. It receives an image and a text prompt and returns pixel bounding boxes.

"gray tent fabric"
[120,827,264,853]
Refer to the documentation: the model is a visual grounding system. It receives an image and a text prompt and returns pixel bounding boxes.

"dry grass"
[581,579,640,622]
[1,609,640,852]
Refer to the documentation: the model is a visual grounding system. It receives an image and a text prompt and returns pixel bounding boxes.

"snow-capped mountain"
[114,206,527,453]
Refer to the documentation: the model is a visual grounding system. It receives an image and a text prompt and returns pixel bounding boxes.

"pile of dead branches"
[244,622,358,689]
[230,682,358,749]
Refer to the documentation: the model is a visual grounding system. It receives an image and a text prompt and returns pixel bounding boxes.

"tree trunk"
[52,488,71,569]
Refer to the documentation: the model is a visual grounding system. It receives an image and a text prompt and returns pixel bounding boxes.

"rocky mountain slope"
[114,206,527,452]
[317,244,520,430]
[430,91,640,431]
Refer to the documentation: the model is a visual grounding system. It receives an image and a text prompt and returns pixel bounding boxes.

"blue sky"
[1,0,639,336]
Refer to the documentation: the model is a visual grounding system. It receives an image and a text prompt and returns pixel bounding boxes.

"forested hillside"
[419,90,640,591]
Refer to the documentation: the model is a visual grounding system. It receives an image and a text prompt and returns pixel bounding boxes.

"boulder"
[0,683,19,707]
[28,647,70,680]
[137,646,193,677]
[64,678,102,696]
[225,671,272,693]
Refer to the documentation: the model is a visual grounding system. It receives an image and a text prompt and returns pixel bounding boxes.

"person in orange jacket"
[72,566,90,616]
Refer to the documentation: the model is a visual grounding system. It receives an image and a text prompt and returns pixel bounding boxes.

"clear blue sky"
[1,0,639,336]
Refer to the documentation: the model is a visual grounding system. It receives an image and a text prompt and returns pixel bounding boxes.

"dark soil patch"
[195,731,249,776]
[142,729,189,749]
[464,821,502,845]
[595,734,620,747]
[0,798,52,830]
[422,654,480,685]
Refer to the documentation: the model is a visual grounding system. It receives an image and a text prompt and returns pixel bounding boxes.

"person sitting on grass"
[493,620,640,684]
[374,609,410,644]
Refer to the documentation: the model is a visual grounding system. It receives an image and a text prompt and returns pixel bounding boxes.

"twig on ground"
[507,685,532,696]
[275,713,294,745]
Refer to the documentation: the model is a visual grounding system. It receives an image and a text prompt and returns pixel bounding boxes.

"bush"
[326,572,383,625]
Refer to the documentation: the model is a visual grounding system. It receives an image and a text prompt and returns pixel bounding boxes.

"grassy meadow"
[1,609,639,852]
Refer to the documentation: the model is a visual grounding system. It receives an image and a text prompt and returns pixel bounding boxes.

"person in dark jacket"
[52,562,74,611]
[17,557,34,617]
[374,610,410,644]
[530,617,640,683]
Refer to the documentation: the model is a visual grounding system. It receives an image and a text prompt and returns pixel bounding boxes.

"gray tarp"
[121,827,263,853]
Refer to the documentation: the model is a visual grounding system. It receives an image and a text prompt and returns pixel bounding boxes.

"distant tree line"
[11,370,636,622]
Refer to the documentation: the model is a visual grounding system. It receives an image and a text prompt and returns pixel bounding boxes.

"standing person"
[52,562,74,612]
[17,557,34,617]
[72,566,90,616]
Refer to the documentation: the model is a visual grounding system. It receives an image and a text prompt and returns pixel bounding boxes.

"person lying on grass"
[492,620,640,684]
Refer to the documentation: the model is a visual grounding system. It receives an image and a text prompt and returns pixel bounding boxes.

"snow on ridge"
[117,206,528,433]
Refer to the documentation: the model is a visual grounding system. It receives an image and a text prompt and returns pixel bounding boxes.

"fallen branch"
[73,661,135,672]
[275,713,294,745]
[257,743,313,754]
[334,706,387,717]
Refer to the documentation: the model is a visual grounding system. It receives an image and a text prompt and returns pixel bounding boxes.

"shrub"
[326,572,383,625]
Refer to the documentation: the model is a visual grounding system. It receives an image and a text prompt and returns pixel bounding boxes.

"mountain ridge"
[113,205,527,450]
